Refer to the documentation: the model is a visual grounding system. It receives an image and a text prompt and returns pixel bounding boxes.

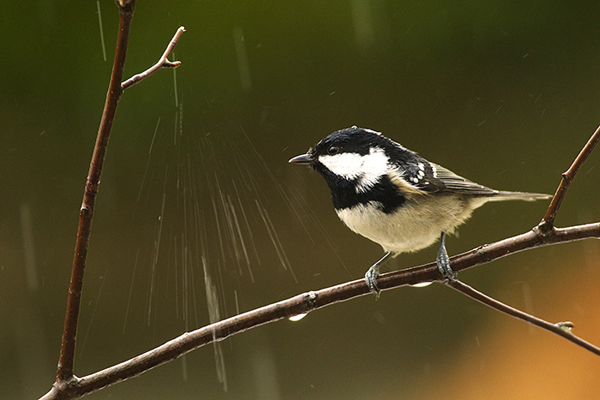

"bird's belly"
[335,197,472,253]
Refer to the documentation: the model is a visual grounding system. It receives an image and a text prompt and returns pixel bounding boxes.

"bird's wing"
[425,163,498,195]
[387,151,550,200]
[387,155,498,196]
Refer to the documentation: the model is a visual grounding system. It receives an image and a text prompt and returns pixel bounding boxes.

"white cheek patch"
[318,147,388,193]
[318,152,362,180]
[357,148,389,192]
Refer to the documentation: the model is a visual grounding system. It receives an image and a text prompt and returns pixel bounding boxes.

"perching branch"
[49,1,184,398]
[40,221,600,399]
[121,26,185,91]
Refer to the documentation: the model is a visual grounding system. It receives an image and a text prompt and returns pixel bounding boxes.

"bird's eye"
[328,146,339,155]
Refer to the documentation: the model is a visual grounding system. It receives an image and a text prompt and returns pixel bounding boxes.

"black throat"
[312,163,406,214]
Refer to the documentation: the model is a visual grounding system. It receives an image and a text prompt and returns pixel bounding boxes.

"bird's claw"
[365,265,381,298]
[437,232,457,281]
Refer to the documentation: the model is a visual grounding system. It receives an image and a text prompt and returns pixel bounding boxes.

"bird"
[288,126,551,295]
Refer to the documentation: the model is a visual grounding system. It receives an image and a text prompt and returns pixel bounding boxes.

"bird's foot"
[437,232,457,281]
[365,264,381,298]
[364,251,393,298]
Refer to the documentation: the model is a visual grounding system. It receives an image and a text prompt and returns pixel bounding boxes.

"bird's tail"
[486,190,552,202]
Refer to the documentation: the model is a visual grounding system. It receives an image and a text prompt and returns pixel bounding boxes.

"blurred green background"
[1,1,600,399]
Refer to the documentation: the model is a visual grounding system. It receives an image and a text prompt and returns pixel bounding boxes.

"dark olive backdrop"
[2,1,600,399]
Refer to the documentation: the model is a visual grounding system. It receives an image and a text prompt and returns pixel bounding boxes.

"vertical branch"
[56,0,136,383]
[539,125,600,233]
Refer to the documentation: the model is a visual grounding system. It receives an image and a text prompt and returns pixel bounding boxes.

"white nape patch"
[363,128,382,136]
[318,147,388,193]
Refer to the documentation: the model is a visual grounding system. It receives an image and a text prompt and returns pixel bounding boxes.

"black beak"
[288,153,313,165]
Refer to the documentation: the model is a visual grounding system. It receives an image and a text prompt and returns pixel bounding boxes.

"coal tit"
[289,126,550,294]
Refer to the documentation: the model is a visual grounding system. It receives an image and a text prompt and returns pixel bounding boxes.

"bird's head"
[289,127,409,194]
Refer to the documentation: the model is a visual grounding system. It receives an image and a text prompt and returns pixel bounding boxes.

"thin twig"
[39,221,600,399]
[426,127,600,355]
[52,2,187,396]
[56,0,135,385]
[445,279,600,355]
[121,26,185,91]
[540,124,600,233]
[433,126,600,356]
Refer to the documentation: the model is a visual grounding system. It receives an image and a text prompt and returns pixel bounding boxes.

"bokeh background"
[2,1,600,399]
